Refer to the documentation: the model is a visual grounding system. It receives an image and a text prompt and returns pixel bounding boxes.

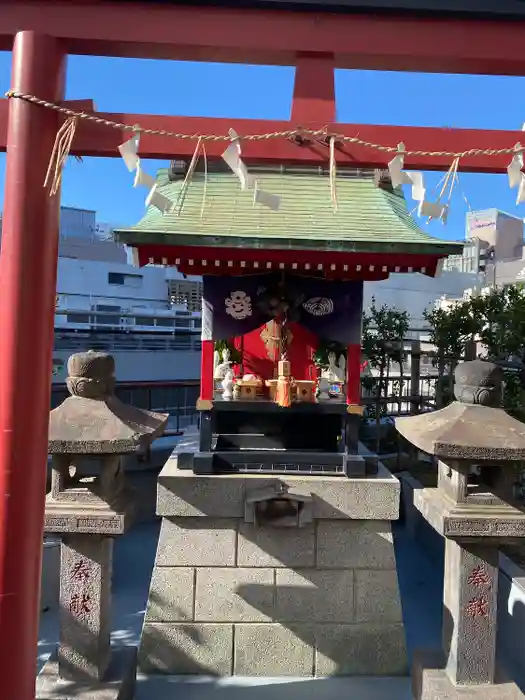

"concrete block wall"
[138,457,408,677]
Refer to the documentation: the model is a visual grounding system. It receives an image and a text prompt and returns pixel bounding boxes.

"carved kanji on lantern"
[71,559,90,582]
[69,592,92,617]
[396,359,525,697]
[467,566,491,588]
[42,351,168,691]
[465,597,489,618]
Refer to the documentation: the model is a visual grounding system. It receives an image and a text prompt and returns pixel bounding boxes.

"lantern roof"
[116,167,462,259]
[396,360,525,461]
[48,351,168,454]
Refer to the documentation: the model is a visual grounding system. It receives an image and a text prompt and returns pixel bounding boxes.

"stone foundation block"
[139,460,407,678]
[238,522,315,567]
[275,569,355,622]
[157,457,401,521]
[316,520,397,569]
[195,567,274,622]
[354,569,403,623]
[156,517,237,567]
[139,623,233,675]
[144,567,195,622]
[315,623,408,676]
[234,624,315,676]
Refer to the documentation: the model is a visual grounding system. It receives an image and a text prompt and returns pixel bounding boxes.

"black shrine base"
[181,398,374,478]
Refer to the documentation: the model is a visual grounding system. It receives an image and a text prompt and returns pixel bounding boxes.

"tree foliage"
[423,285,525,418]
[361,298,410,429]
[361,297,410,374]
[423,286,525,362]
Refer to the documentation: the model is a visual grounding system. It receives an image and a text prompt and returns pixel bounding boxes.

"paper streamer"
[146,184,174,214]
[254,184,281,211]
[222,129,255,191]
[118,133,141,172]
[133,162,156,189]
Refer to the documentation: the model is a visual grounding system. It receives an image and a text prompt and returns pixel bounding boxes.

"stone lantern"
[37,351,168,700]
[396,360,525,700]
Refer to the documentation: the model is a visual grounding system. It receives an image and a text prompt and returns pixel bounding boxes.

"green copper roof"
[115,168,463,256]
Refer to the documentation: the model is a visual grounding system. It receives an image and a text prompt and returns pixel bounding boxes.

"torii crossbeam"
[0,3,525,699]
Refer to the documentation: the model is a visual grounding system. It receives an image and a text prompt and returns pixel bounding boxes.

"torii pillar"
[0,32,65,699]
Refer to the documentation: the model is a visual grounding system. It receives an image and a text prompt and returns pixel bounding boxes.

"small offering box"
[237,377,262,400]
[294,380,316,402]
[265,379,278,400]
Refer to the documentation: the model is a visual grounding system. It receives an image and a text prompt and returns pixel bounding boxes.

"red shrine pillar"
[0,32,65,697]
[200,340,215,403]
[346,344,362,405]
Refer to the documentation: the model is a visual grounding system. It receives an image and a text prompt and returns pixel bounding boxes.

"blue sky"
[0,51,524,240]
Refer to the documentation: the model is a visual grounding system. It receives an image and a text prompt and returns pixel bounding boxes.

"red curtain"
[235,321,319,382]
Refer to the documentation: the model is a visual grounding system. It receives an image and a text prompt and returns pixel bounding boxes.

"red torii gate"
[0,2,524,698]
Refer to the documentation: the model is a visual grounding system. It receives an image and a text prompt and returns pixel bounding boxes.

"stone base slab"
[413,488,525,540]
[139,622,407,677]
[36,647,137,700]
[412,650,524,700]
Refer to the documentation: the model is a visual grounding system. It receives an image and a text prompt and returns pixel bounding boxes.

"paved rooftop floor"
[36,520,443,700]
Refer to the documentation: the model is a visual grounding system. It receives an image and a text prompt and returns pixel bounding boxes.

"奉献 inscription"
[68,555,93,622]
[71,558,91,582]
[467,566,491,588]
[69,592,92,618]
[465,596,489,618]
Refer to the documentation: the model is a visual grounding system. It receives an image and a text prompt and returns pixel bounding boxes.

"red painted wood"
[0,32,65,698]
[238,322,317,383]
[347,343,362,405]
[1,2,525,76]
[0,98,517,172]
[174,261,435,280]
[200,339,215,401]
[136,245,442,279]
[61,98,95,111]
[291,55,336,124]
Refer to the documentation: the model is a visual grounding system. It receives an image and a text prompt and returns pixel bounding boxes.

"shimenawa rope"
[5,90,524,161]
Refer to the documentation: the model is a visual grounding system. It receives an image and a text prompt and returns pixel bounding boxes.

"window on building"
[156,318,175,327]
[168,280,203,312]
[66,313,91,324]
[173,336,192,349]
[135,316,156,326]
[174,317,192,328]
[94,304,121,326]
[108,272,143,288]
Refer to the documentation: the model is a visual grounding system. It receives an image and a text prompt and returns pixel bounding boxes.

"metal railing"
[359,337,475,419]
[50,379,200,433]
[54,331,202,353]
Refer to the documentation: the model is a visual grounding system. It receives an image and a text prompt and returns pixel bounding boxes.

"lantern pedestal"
[37,647,137,700]
[36,351,168,700]
[412,650,524,700]
[396,360,525,700]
